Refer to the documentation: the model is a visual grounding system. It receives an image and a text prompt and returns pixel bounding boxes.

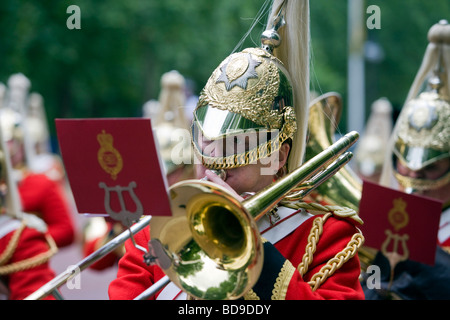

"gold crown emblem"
[97,130,123,180]
[388,198,409,231]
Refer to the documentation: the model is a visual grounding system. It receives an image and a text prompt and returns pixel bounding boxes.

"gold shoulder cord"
[289,202,365,292]
[0,221,58,275]
[244,202,364,300]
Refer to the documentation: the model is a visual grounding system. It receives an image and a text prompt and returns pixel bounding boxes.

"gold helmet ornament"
[191,0,310,175]
[25,93,51,155]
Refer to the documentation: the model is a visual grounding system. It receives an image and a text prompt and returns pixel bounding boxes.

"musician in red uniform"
[1,73,75,248]
[0,215,57,300]
[109,0,365,300]
[0,122,57,300]
[365,20,450,300]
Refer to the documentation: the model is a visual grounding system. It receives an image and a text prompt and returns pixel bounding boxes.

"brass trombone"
[26,131,359,300]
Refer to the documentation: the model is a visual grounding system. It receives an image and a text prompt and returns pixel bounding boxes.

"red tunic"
[0,219,56,300]
[108,210,364,300]
[18,173,75,248]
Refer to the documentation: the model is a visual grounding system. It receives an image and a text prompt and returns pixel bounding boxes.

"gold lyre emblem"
[97,130,123,180]
[381,197,410,270]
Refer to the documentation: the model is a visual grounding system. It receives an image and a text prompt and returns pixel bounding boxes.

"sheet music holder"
[359,180,442,265]
[56,118,172,227]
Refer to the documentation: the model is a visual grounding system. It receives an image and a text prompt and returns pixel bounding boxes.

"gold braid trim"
[297,212,332,277]
[0,221,27,266]
[280,201,365,291]
[244,261,297,300]
[0,226,58,276]
[243,289,260,300]
[281,201,363,225]
[272,260,296,300]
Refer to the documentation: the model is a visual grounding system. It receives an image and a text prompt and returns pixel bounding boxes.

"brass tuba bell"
[305,92,362,211]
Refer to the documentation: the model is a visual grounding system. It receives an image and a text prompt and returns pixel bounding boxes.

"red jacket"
[18,173,75,248]
[0,218,57,300]
[108,209,364,300]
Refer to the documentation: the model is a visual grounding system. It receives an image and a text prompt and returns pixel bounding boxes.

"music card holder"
[56,118,172,227]
[359,180,443,266]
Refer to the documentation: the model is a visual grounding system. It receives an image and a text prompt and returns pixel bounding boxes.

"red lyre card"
[359,180,442,265]
[55,118,172,226]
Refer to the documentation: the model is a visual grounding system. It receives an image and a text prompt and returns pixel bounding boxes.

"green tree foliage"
[1,0,449,138]
[0,0,263,136]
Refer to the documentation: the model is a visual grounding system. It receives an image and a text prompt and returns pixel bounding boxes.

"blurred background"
[1,0,449,299]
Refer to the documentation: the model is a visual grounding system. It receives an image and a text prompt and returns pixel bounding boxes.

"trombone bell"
[148,180,263,300]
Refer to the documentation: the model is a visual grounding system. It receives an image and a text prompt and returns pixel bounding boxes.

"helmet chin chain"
[394,170,450,193]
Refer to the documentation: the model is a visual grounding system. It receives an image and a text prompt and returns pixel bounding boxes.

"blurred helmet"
[0,115,23,220]
[152,70,191,175]
[393,76,450,191]
[0,73,30,168]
